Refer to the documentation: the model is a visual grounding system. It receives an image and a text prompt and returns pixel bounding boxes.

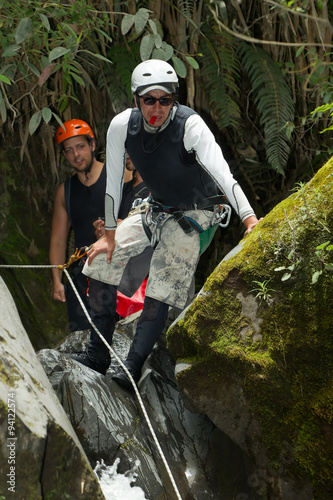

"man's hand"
[93,218,105,239]
[86,229,116,265]
[244,215,263,235]
[52,282,66,302]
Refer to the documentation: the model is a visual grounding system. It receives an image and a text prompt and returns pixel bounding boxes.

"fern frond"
[178,0,196,20]
[97,44,140,113]
[237,43,294,175]
[199,25,242,131]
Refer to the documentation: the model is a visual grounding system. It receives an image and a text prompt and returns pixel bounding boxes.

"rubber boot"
[66,352,110,375]
[112,352,145,390]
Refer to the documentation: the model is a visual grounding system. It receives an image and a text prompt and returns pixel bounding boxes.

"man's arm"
[184,114,259,223]
[49,183,70,302]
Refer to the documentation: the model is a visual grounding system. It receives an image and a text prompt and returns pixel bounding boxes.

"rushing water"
[94,458,148,500]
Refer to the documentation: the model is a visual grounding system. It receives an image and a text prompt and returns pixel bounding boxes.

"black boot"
[112,353,144,390]
[65,352,110,376]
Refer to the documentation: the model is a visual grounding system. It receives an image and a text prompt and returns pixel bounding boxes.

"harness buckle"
[213,204,232,228]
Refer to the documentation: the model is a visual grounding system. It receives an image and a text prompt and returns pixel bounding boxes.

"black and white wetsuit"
[84,103,256,309]
[83,103,258,373]
[104,103,255,230]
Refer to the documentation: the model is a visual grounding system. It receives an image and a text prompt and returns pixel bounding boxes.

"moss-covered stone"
[167,158,333,498]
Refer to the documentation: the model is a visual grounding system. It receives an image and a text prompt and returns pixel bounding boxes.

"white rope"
[0,263,183,500]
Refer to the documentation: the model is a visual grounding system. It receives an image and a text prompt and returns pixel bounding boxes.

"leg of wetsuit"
[66,268,91,332]
[112,296,169,388]
[130,296,169,360]
[86,277,117,366]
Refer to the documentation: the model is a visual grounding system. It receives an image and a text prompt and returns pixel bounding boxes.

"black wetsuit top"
[64,164,106,249]
[125,104,216,209]
[118,178,150,220]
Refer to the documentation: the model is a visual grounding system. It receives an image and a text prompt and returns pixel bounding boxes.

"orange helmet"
[56,119,95,150]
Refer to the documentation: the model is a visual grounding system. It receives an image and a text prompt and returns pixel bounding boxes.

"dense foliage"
[0,0,332,341]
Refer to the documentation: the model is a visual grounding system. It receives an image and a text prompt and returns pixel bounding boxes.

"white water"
[94,458,148,500]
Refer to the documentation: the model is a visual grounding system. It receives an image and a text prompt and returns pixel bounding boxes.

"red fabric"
[116,277,147,318]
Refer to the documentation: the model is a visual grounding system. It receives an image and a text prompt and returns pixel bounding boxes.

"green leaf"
[25,61,40,77]
[15,18,32,44]
[140,35,154,61]
[0,90,7,123]
[29,111,42,135]
[2,45,21,58]
[134,8,150,34]
[311,270,322,284]
[296,45,305,57]
[121,14,135,35]
[82,50,112,64]
[94,28,113,43]
[281,273,291,281]
[185,56,199,69]
[52,112,65,130]
[152,42,173,61]
[39,13,50,31]
[316,241,330,250]
[70,72,85,86]
[42,107,52,123]
[325,263,333,271]
[153,33,162,49]
[148,19,158,35]
[0,74,11,85]
[49,47,70,62]
[172,57,187,78]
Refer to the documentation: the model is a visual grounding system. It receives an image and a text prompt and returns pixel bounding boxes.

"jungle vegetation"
[0,0,332,343]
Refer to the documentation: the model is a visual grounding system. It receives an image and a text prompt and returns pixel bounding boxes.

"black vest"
[125,104,216,209]
[118,179,150,220]
[64,164,106,249]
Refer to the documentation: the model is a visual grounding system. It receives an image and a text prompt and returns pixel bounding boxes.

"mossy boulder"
[167,158,333,499]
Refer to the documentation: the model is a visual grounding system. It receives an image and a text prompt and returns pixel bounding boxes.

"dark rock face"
[38,319,257,500]
[0,277,105,500]
[0,273,256,500]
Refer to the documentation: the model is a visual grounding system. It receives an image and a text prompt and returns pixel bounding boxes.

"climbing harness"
[130,195,232,251]
[0,261,183,500]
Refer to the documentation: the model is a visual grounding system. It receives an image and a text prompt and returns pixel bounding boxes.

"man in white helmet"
[70,59,261,387]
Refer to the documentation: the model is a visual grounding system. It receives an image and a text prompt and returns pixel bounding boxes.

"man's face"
[135,90,174,127]
[62,136,94,172]
[125,155,135,172]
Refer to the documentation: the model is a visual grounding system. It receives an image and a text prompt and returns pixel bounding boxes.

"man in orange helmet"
[50,119,108,332]
[50,120,148,335]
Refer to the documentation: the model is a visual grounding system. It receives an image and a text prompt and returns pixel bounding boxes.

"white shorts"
[83,210,215,309]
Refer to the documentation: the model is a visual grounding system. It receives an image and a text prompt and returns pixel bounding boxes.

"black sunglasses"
[140,95,173,106]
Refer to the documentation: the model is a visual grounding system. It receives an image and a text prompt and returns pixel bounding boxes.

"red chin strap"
[149,116,157,125]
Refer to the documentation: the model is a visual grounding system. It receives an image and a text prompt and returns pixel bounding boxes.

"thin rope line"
[0,264,59,268]
[0,263,183,500]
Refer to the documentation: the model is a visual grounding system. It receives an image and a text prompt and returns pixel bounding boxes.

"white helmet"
[131,59,179,96]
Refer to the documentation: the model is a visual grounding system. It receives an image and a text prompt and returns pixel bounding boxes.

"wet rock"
[0,277,104,500]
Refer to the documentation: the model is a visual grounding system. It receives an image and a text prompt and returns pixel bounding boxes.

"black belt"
[151,195,225,213]
[180,195,226,211]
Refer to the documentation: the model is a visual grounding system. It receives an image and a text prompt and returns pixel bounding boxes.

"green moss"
[167,158,333,495]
